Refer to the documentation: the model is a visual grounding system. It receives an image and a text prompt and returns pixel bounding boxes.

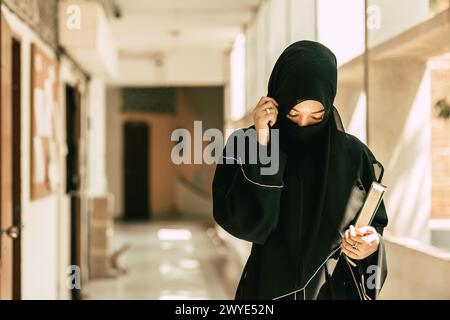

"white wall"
[115,49,227,87]
[367,0,430,48]
[87,77,108,196]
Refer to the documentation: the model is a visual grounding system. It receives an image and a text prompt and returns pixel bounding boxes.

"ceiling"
[109,0,262,56]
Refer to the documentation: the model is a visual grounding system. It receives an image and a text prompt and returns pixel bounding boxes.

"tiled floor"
[86,221,242,300]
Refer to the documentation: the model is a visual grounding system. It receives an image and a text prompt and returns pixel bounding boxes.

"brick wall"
[431,68,450,218]
[2,0,58,48]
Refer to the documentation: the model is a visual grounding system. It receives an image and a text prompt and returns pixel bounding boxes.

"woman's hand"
[252,96,279,145]
[341,225,380,260]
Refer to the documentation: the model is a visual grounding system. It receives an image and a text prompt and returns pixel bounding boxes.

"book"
[355,182,386,229]
[345,181,387,267]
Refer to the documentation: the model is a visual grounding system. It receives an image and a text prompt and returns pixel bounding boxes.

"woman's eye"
[312,115,324,121]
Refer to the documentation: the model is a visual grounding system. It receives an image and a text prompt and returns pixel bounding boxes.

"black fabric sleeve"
[212,128,287,244]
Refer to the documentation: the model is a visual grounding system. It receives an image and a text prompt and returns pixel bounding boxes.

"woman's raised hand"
[252,96,279,145]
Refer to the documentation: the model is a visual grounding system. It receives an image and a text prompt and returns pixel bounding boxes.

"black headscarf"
[269,40,338,145]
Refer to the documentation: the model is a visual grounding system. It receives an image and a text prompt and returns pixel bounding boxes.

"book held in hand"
[345,181,386,267]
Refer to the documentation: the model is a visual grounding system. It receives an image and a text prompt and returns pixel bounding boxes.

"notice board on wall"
[30,43,59,199]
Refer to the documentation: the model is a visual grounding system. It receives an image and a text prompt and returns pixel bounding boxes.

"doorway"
[123,122,150,221]
[65,84,81,300]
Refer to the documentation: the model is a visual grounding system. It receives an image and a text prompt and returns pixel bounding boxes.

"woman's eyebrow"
[311,109,325,114]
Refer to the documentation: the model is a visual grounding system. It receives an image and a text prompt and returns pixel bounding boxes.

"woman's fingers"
[254,102,278,127]
[255,98,279,116]
[253,96,279,144]
[358,226,376,235]
[257,96,279,108]
[341,243,360,260]
[350,225,365,237]
[341,240,361,257]
[362,232,379,246]
[344,230,354,246]
[349,225,357,237]
[343,234,360,247]
[253,102,278,121]
[349,234,364,244]
[268,113,278,127]
[256,101,279,115]
[346,225,365,244]
[255,108,278,122]
[345,229,363,245]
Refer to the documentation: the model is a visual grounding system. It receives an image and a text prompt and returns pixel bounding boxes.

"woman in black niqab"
[212,40,388,300]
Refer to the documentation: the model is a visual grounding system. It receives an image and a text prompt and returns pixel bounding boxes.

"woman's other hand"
[341,225,380,260]
[252,96,279,145]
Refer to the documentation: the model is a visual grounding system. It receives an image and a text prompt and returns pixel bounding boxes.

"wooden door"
[123,122,150,221]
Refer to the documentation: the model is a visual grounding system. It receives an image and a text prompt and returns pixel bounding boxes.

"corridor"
[87,222,241,300]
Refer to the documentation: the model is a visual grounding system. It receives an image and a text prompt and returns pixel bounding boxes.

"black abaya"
[212,41,388,300]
